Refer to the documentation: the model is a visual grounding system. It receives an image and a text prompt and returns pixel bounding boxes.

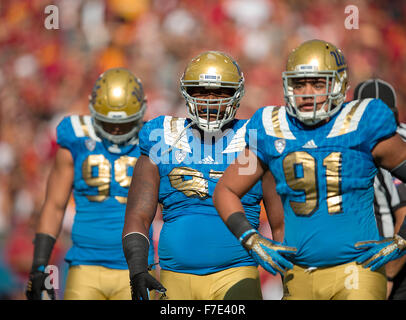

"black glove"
[26,233,56,300]
[26,268,55,300]
[130,271,166,300]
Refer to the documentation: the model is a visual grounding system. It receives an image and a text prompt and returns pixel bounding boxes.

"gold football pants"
[159,266,262,300]
[282,261,386,300]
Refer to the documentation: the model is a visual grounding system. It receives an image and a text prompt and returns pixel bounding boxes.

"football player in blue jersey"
[122,51,288,300]
[26,68,155,300]
[213,39,406,300]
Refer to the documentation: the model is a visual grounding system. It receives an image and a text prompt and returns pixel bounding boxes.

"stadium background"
[0,0,405,299]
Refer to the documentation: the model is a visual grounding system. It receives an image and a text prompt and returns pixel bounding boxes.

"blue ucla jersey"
[139,116,263,275]
[56,115,154,269]
[245,99,398,267]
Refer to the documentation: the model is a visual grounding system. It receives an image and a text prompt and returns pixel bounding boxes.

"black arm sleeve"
[391,160,406,183]
[122,232,149,278]
[32,233,56,271]
[224,212,255,243]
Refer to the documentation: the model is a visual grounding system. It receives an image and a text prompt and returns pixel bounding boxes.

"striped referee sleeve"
[374,168,401,237]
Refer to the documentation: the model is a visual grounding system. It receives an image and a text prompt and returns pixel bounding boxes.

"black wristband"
[387,276,395,282]
[32,233,56,271]
[391,160,406,183]
[122,232,149,278]
[225,212,255,242]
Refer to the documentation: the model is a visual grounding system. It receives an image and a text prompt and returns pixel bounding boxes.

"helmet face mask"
[89,68,146,145]
[93,118,144,145]
[184,86,242,132]
[282,40,349,125]
[180,51,244,132]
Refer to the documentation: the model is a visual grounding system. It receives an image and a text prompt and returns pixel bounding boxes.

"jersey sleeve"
[363,99,397,151]
[139,116,165,164]
[245,108,269,164]
[56,116,76,152]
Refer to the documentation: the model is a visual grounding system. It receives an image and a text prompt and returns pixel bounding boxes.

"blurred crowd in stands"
[0,0,405,299]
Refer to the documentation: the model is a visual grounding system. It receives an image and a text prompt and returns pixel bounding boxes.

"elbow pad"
[391,160,406,183]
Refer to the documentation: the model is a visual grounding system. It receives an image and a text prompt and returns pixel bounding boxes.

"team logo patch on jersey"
[175,150,187,163]
[274,139,286,154]
[85,139,96,151]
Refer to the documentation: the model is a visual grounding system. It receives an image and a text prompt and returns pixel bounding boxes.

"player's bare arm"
[373,133,406,176]
[122,154,165,300]
[213,146,285,243]
[214,148,296,276]
[262,169,285,243]
[213,147,265,223]
[36,147,74,238]
[123,154,160,238]
[394,206,406,236]
[26,147,74,300]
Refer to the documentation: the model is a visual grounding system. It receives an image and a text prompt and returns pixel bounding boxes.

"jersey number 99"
[82,155,137,203]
